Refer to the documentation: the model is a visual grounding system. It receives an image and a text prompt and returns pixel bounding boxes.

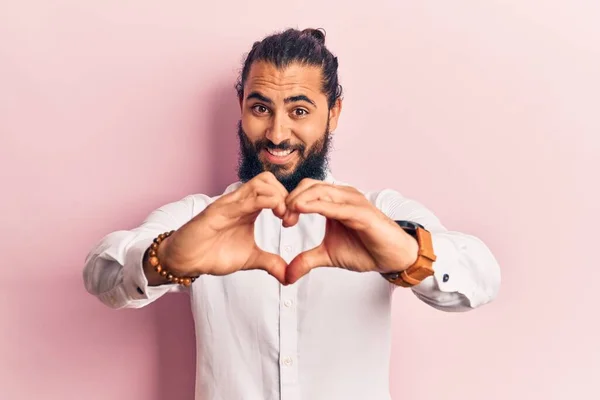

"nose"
[265,113,291,145]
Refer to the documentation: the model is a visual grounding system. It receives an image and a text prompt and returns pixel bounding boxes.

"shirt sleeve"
[373,189,501,312]
[83,194,211,309]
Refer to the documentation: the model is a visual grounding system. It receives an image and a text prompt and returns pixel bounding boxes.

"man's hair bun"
[301,28,326,45]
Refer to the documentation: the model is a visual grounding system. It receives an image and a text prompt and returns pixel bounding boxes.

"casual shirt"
[83,171,501,400]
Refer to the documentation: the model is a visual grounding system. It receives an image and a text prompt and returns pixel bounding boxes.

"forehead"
[244,61,325,102]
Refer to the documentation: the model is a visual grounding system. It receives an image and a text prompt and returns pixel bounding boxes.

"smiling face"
[236,61,342,191]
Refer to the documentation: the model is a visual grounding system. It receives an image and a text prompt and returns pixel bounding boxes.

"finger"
[283,178,342,223]
[290,184,360,210]
[286,243,332,284]
[283,180,332,226]
[286,185,354,220]
[239,193,285,217]
[296,200,373,230]
[227,180,286,218]
[243,248,288,284]
[256,171,289,200]
[285,178,324,209]
[251,178,288,218]
[255,172,292,220]
[237,173,284,203]
[272,200,287,219]
[282,212,300,228]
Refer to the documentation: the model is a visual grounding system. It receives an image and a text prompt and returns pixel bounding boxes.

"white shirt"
[83,172,500,400]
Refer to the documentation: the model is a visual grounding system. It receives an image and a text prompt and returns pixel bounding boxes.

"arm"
[82,194,210,309]
[374,189,501,312]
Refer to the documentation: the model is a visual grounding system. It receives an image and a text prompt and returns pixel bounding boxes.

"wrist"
[157,235,193,277]
[401,234,419,270]
[147,231,197,287]
[378,233,418,274]
[143,246,171,286]
[381,221,437,287]
[156,235,174,270]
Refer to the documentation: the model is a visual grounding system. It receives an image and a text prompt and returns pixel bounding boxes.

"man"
[83,28,501,400]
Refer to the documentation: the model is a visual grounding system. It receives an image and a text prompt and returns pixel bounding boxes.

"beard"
[236,120,332,192]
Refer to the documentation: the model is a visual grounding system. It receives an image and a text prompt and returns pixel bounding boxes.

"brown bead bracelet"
[147,230,197,287]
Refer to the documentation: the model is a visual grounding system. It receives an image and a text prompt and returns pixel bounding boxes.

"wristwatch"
[381,221,437,287]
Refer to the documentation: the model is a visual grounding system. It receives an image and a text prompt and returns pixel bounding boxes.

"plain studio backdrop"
[1,1,598,399]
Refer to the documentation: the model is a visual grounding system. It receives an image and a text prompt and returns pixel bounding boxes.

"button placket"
[279,226,299,390]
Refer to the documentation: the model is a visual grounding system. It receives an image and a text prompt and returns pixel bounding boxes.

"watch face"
[382,272,401,280]
[395,220,424,231]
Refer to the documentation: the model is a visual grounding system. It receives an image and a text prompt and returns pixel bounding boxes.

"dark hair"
[235,28,343,109]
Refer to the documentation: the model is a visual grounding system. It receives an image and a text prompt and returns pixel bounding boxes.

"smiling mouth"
[262,147,297,165]
[266,148,296,157]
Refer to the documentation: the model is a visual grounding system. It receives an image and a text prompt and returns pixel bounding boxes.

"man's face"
[237,61,342,192]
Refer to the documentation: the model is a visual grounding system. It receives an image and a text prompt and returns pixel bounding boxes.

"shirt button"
[283,245,292,253]
[283,356,293,366]
[283,299,293,308]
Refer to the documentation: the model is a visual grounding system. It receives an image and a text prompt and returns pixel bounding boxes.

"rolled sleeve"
[121,237,179,303]
[372,188,501,312]
[411,232,500,311]
[83,194,210,309]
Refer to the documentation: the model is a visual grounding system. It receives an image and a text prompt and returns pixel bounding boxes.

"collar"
[226,169,337,194]
[323,168,335,184]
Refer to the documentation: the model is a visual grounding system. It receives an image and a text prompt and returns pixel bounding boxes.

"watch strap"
[382,221,437,287]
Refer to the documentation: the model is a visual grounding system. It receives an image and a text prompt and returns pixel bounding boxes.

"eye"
[252,104,270,115]
[292,108,308,117]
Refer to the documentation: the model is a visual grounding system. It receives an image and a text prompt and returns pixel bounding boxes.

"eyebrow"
[246,92,317,107]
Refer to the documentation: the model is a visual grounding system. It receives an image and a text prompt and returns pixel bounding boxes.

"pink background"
[1,1,598,399]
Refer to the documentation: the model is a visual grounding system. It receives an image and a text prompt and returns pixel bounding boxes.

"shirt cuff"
[410,233,479,310]
[121,237,179,302]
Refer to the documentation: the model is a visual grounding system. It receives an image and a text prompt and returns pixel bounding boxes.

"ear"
[238,94,244,111]
[327,98,343,132]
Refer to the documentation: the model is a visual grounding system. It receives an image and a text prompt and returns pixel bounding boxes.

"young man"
[84,28,501,400]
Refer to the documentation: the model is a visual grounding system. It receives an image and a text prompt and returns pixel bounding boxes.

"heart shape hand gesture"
[156,172,418,285]
[281,178,419,284]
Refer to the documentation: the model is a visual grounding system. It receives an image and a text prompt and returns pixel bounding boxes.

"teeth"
[267,148,293,157]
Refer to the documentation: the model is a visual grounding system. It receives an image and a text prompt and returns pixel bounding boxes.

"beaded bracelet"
[147,230,197,286]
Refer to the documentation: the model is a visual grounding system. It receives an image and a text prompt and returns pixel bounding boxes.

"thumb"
[244,248,288,285]
[286,243,331,285]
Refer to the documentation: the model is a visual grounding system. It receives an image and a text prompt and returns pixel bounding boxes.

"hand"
[158,171,290,284]
[282,179,419,284]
